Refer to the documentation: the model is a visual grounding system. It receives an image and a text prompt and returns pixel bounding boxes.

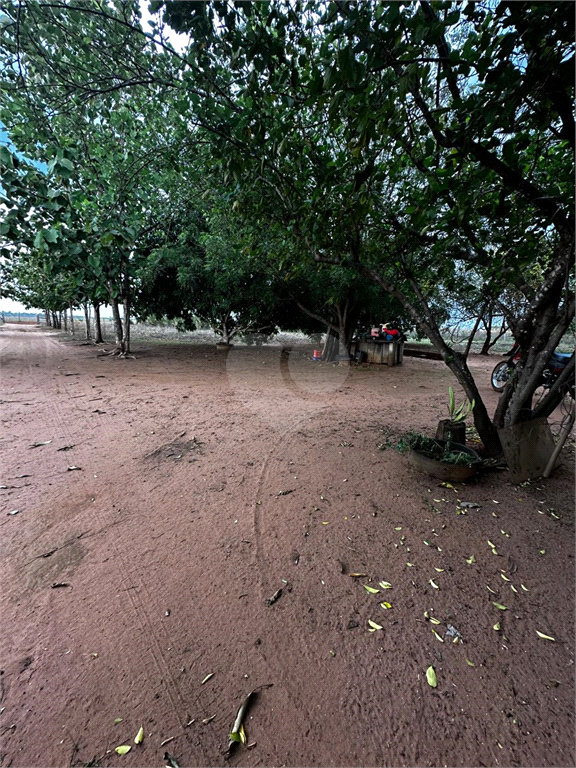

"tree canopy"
[1,0,573,450]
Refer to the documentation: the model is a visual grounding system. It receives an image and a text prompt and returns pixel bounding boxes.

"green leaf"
[426,666,437,687]
[0,146,13,167]
[323,65,337,90]
[364,585,380,594]
[115,745,131,755]
[465,659,475,667]
[492,602,507,610]
[134,726,144,744]
[368,619,383,631]
[378,581,392,589]
[43,228,58,243]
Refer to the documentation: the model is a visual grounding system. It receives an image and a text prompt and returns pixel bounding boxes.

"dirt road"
[1,323,573,767]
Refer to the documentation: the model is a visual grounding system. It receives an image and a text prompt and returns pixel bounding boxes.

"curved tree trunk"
[363,263,502,453]
[480,314,508,355]
[463,305,486,359]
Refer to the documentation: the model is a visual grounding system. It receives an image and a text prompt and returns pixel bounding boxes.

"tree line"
[1,0,573,452]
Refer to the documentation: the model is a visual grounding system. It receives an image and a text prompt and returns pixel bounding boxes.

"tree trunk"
[444,351,501,454]
[94,304,103,343]
[62,311,67,331]
[69,305,75,335]
[464,302,487,358]
[322,327,339,361]
[363,264,502,453]
[480,317,508,355]
[336,297,359,357]
[110,297,124,352]
[45,310,50,326]
[122,295,131,355]
[52,311,58,328]
[119,263,131,355]
[83,303,91,340]
[221,315,231,345]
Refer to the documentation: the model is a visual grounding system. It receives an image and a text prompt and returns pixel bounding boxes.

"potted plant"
[398,432,480,482]
[435,387,475,445]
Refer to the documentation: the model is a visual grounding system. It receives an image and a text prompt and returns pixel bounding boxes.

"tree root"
[96,348,136,359]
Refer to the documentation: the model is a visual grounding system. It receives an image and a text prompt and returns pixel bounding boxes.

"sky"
[1,298,42,313]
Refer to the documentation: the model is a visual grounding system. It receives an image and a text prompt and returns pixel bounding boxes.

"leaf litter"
[226,684,273,757]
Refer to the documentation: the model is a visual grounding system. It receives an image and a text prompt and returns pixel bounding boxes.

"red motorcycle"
[491,343,574,397]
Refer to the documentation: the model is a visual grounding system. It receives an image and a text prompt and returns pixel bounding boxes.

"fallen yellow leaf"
[368,619,383,631]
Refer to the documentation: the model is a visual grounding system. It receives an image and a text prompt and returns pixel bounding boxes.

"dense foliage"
[1,1,573,450]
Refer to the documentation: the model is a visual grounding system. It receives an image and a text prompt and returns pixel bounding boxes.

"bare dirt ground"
[1,323,574,768]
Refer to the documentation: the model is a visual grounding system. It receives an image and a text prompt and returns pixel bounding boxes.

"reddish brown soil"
[1,323,574,768]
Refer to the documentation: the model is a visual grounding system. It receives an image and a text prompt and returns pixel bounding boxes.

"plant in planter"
[397,432,480,482]
[435,387,475,444]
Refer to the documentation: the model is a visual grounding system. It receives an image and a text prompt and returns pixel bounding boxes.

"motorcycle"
[491,343,575,397]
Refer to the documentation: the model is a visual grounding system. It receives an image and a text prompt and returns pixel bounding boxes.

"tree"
[1,1,573,453]
[2,0,184,354]
[159,0,573,450]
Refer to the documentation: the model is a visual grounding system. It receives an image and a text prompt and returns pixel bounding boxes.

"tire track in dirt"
[1,328,211,763]
[247,412,356,764]
[45,348,213,757]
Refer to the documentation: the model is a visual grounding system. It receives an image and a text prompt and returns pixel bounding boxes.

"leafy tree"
[1,1,574,454]
[157,0,573,450]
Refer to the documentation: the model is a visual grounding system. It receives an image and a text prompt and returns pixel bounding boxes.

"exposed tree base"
[97,348,136,359]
